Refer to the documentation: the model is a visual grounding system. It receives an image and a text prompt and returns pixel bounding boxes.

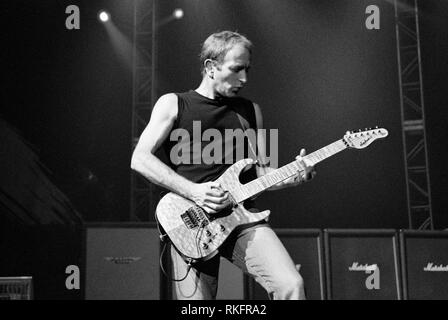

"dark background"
[2,0,134,222]
[0,0,447,299]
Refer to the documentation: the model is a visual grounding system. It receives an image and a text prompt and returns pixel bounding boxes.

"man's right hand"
[190,182,230,215]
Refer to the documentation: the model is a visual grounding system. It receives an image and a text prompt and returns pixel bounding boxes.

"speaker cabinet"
[84,223,161,300]
[324,229,401,300]
[400,230,448,300]
[246,229,325,300]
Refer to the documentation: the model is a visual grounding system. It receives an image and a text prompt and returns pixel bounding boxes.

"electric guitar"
[156,128,388,261]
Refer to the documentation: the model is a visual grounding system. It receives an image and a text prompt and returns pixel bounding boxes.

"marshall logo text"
[348,262,378,272]
[423,263,448,272]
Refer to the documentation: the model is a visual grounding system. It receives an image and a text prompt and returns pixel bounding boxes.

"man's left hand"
[292,148,316,185]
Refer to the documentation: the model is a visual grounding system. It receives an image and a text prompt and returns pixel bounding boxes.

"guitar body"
[156,158,271,261]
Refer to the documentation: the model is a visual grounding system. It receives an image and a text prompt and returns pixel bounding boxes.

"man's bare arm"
[131,93,228,213]
[130,94,194,198]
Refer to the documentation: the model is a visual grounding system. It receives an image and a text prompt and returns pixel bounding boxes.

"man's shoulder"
[157,92,178,102]
[153,93,178,118]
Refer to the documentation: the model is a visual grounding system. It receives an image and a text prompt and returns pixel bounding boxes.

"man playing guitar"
[131,31,315,300]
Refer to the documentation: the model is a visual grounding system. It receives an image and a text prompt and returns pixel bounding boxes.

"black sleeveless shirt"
[163,90,258,184]
[162,90,268,232]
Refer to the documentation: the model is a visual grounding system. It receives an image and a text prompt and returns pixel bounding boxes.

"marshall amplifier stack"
[244,228,448,300]
[323,229,402,300]
[400,230,448,299]
[0,222,448,300]
[79,225,448,300]
[4,225,444,299]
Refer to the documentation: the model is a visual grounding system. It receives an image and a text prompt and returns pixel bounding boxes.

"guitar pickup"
[181,205,209,229]
[181,212,198,229]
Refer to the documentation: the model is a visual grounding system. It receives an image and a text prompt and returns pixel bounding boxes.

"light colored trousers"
[170,225,306,300]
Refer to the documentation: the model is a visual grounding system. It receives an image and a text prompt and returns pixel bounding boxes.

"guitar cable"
[159,240,193,282]
[155,212,193,282]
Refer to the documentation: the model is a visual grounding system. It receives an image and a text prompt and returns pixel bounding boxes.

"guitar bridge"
[181,205,209,229]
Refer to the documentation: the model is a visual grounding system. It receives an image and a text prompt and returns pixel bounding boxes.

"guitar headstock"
[343,127,388,149]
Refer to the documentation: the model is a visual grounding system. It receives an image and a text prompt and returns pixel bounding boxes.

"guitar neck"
[239,139,347,201]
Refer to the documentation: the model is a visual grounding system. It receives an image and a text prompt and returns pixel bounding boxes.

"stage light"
[99,11,110,22]
[173,8,184,19]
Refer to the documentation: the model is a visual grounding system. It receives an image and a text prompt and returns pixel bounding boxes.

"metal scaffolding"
[394,0,433,229]
[130,0,156,221]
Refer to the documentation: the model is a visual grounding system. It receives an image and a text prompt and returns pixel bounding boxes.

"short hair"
[199,31,252,76]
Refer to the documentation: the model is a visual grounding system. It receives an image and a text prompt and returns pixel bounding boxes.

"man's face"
[212,44,251,98]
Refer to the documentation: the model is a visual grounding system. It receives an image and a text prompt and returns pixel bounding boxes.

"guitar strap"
[235,110,259,163]
[235,107,271,168]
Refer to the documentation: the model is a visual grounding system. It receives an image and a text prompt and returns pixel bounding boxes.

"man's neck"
[195,79,219,100]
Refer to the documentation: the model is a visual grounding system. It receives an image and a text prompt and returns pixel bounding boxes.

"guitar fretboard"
[238,139,347,202]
